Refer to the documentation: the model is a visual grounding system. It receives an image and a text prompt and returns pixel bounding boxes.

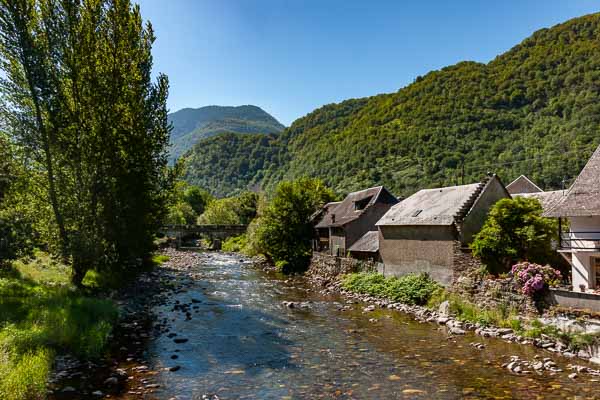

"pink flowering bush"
[511,262,561,296]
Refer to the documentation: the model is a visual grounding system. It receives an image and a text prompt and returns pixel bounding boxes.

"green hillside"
[181,132,281,197]
[183,13,600,197]
[168,105,284,162]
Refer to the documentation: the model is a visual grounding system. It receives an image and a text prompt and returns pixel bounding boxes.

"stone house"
[376,174,510,285]
[509,175,565,214]
[310,201,341,252]
[545,145,600,293]
[315,186,399,257]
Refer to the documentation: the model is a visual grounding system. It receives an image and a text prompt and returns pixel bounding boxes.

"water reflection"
[147,253,599,399]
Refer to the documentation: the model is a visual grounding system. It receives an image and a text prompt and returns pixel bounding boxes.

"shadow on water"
[145,253,600,400]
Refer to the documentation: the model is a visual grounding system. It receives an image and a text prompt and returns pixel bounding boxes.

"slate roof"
[315,186,398,228]
[348,231,379,253]
[506,175,543,194]
[377,182,482,226]
[310,201,341,226]
[545,145,600,217]
[512,190,566,213]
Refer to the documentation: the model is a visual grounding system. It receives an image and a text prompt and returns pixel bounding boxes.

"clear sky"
[137,0,599,125]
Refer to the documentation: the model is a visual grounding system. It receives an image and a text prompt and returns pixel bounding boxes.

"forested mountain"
[181,132,281,197]
[168,105,284,161]
[183,13,600,197]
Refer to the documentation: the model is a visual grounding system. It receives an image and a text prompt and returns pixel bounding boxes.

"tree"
[254,178,335,273]
[0,0,171,285]
[183,185,212,215]
[470,197,558,274]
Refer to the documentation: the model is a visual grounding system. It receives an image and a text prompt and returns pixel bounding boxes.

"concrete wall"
[461,177,510,244]
[568,216,600,290]
[378,225,457,285]
[549,288,600,312]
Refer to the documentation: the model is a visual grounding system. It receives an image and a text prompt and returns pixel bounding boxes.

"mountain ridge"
[182,13,600,197]
[168,104,284,162]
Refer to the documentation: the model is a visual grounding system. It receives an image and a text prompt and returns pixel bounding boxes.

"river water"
[143,252,598,399]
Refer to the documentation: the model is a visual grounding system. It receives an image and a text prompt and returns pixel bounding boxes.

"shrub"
[342,272,440,305]
[511,262,561,296]
[222,235,248,253]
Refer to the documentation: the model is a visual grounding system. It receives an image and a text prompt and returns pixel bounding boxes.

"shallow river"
[144,253,598,399]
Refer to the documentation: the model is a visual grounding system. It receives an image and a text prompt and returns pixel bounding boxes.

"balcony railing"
[559,231,600,251]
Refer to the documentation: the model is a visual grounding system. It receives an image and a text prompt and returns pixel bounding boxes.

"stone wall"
[307,252,376,286]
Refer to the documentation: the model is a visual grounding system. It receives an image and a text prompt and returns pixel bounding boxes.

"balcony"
[559,231,600,251]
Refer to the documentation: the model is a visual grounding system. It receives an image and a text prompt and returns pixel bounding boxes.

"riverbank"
[45,249,600,398]
[305,261,600,375]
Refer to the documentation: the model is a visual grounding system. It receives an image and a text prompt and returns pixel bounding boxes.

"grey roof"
[545,145,600,217]
[348,231,379,253]
[512,190,566,213]
[377,183,482,226]
[315,186,398,228]
[506,175,543,194]
[310,201,341,225]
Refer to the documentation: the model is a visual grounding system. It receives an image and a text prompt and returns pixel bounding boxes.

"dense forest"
[168,105,284,162]
[182,13,600,198]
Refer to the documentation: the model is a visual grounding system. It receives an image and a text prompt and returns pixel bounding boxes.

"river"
[133,252,597,399]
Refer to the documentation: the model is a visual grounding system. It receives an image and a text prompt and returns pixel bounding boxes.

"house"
[315,186,399,256]
[376,174,510,285]
[506,175,543,194]
[310,201,341,252]
[545,145,600,293]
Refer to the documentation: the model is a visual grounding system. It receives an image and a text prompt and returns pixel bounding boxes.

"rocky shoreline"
[306,274,600,380]
[48,248,216,400]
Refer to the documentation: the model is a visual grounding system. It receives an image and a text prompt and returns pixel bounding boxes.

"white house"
[546,145,600,292]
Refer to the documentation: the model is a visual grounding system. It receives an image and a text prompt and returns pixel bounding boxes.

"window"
[412,210,423,217]
[354,196,372,211]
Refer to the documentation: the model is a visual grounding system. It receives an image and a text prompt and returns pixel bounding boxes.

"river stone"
[438,300,450,317]
[449,326,466,335]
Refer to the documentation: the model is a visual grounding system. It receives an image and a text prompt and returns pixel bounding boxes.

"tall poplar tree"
[0,0,171,284]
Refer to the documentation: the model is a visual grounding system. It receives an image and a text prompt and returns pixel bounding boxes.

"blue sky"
[137,0,599,125]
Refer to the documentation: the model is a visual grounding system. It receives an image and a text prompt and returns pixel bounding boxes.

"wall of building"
[307,252,377,285]
[461,177,510,244]
[549,288,600,313]
[329,227,346,256]
[378,225,457,285]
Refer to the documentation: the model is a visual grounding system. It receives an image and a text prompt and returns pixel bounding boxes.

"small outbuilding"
[376,174,510,285]
[315,186,399,256]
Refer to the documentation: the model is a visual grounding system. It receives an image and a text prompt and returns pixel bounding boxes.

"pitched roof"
[512,190,566,213]
[315,186,398,228]
[506,175,543,194]
[545,145,600,217]
[348,231,379,253]
[377,182,483,226]
[310,201,341,225]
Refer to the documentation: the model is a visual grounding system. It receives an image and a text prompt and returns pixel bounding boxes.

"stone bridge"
[160,224,248,247]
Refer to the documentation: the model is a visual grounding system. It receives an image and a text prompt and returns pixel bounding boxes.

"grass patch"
[152,254,170,265]
[341,272,440,306]
[0,253,119,400]
[426,288,521,328]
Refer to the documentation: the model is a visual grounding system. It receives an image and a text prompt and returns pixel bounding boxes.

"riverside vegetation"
[0,0,171,398]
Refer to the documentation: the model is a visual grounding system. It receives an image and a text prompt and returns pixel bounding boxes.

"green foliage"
[197,191,259,225]
[168,105,284,162]
[165,181,213,225]
[426,289,521,328]
[182,14,600,198]
[471,197,558,273]
[182,185,212,215]
[0,255,118,399]
[342,272,441,306]
[252,178,335,273]
[182,132,281,197]
[0,0,172,285]
[222,234,248,253]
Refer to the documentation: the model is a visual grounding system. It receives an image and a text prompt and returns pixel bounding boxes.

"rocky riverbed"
[50,250,600,399]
